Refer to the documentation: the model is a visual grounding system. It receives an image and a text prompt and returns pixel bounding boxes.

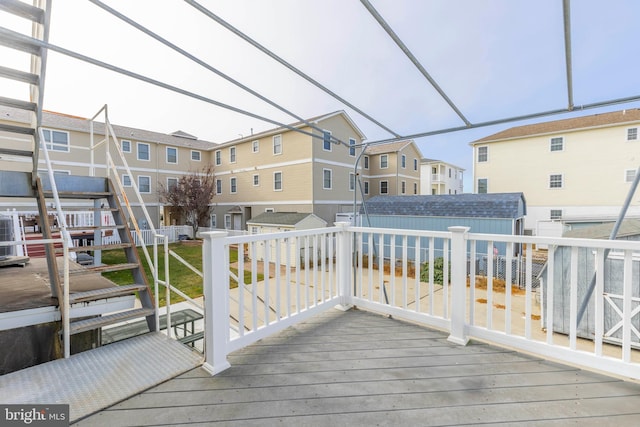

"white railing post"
[334,222,353,310]
[202,231,231,376]
[447,226,470,345]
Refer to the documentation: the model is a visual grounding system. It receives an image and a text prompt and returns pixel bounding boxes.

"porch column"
[334,221,353,310]
[447,226,470,345]
[201,230,231,375]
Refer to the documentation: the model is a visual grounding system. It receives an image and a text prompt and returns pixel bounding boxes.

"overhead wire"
[0,27,343,144]
[360,0,471,127]
[183,0,402,139]
[88,0,349,147]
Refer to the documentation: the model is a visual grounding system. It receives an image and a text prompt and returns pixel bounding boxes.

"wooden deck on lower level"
[75,308,640,426]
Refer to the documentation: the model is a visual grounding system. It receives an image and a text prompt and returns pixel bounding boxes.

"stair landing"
[0,332,203,422]
[0,257,125,314]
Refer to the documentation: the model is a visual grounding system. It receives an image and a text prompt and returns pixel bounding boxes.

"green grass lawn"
[100,242,261,306]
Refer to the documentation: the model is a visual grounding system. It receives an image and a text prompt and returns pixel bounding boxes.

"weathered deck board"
[75,309,640,426]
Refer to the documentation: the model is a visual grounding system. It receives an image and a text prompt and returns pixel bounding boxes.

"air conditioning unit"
[0,217,14,260]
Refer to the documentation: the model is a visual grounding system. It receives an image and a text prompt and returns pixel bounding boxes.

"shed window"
[627,128,638,141]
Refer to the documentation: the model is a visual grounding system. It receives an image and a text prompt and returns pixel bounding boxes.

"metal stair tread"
[0,148,33,157]
[0,123,36,135]
[0,65,39,84]
[0,0,45,23]
[43,190,112,199]
[0,95,36,111]
[56,242,132,253]
[68,284,147,304]
[53,224,126,231]
[66,262,140,276]
[69,307,155,335]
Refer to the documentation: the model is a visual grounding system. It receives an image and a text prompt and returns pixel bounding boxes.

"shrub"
[420,257,450,284]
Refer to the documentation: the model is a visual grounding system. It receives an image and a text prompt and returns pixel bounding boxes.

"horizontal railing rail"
[202,224,640,381]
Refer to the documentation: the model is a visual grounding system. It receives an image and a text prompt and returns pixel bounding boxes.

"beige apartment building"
[471,109,640,236]
[1,107,423,230]
[362,140,422,199]
[0,107,214,227]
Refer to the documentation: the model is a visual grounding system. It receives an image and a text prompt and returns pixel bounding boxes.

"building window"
[252,140,259,153]
[380,181,388,194]
[42,129,69,152]
[627,128,638,141]
[138,176,151,193]
[167,177,178,191]
[122,174,131,187]
[477,178,488,193]
[414,158,418,171]
[229,146,236,163]
[549,174,563,188]
[253,174,259,186]
[137,142,150,161]
[215,150,221,165]
[323,169,332,190]
[210,214,217,228]
[166,147,177,164]
[224,214,231,230]
[625,169,636,183]
[448,168,452,178]
[349,138,356,156]
[550,209,562,220]
[349,173,355,191]
[322,130,332,151]
[230,177,237,193]
[273,135,282,155]
[401,181,406,194]
[550,137,564,152]
[121,140,131,153]
[401,155,406,169]
[274,172,282,191]
[364,156,369,169]
[216,179,222,194]
[413,182,418,194]
[477,146,488,162]
[191,150,201,161]
[380,154,388,169]
[364,181,369,195]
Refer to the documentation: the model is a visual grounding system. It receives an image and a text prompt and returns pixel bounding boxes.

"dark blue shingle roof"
[362,193,526,219]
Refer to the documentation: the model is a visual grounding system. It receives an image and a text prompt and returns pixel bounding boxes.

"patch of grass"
[100,242,261,307]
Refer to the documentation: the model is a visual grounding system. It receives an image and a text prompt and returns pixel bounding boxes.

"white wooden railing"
[202,223,640,380]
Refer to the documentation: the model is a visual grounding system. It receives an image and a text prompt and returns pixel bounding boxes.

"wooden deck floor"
[75,309,640,426]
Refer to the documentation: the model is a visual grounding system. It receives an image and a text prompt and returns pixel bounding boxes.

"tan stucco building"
[471,109,640,236]
[1,107,423,230]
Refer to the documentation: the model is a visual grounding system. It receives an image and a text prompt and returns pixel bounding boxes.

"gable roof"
[247,212,325,227]
[563,219,640,239]
[364,140,414,155]
[219,110,366,148]
[472,109,640,144]
[362,193,526,219]
[0,106,218,150]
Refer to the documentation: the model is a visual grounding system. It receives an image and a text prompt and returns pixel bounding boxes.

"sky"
[2,0,640,191]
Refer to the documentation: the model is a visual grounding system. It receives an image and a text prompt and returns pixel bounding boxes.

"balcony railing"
[201,224,640,380]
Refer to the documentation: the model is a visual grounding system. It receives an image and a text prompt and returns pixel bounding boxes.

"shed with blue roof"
[360,193,526,258]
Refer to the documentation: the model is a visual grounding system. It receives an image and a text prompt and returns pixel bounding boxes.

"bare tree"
[159,165,215,236]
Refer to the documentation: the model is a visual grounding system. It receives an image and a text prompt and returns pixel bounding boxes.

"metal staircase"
[0,0,156,357]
